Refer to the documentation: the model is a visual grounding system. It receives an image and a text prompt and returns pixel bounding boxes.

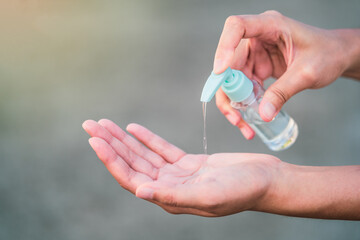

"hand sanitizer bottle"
[200,67,298,151]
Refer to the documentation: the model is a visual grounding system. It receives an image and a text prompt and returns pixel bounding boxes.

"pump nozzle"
[200,68,232,102]
[200,67,253,103]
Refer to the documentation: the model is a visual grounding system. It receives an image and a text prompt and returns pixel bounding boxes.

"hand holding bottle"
[214,11,360,139]
[201,68,298,151]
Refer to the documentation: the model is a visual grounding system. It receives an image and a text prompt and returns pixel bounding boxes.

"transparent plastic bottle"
[229,80,298,151]
[200,67,298,151]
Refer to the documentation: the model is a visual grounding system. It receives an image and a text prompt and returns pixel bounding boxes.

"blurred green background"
[1,0,360,239]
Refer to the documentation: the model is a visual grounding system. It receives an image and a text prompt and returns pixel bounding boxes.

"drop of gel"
[202,102,207,155]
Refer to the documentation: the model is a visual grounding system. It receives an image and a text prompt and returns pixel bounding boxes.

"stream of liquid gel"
[202,102,208,155]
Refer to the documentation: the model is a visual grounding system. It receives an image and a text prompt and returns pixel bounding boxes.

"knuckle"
[300,64,317,84]
[216,104,227,115]
[215,100,229,115]
[225,15,243,28]
[261,10,285,28]
[270,85,289,104]
[261,10,283,18]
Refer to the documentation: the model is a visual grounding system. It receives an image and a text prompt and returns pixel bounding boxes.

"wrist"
[251,161,333,217]
[251,161,360,219]
[333,29,360,79]
[250,160,292,214]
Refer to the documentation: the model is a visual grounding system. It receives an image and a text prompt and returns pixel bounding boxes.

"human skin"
[82,119,360,220]
[213,11,360,139]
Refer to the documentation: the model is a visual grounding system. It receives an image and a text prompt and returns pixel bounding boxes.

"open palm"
[83,119,280,217]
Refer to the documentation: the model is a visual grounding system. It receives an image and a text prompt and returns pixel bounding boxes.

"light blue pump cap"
[221,69,253,102]
[200,67,253,102]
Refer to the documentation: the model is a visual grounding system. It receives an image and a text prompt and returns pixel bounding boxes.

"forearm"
[337,29,360,80]
[255,162,360,220]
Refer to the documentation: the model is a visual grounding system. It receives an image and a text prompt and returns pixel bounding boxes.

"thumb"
[259,69,307,121]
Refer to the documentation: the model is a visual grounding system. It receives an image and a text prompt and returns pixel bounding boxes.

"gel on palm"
[200,67,298,151]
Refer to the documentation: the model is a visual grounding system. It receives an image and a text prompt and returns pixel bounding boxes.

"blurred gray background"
[1,0,360,239]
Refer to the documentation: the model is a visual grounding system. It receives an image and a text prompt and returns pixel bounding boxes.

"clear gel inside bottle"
[230,80,298,151]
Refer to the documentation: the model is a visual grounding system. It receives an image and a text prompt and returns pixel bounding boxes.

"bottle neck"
[230,91,256,110]
[238,91,256,105]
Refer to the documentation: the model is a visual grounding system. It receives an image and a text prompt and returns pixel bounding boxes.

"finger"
[242,52,255,79]
[126,123,186,164]
[98,119,166,168]
[215,88,241,125]
[215,89,255,140]
[230,39,250,70]
[259,66,308,121]
[214,12,283,74]
[238,122,255,140]
[83,120,158,179]
[264,44,287,79]
[88,137,153,193]
[252,41,273,80]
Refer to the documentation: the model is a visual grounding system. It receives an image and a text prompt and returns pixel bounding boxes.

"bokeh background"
[1,0,360,239]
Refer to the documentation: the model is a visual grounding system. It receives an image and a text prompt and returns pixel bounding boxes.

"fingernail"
[262,101,276,121]
[137,187,154,199]
[214,59,224,74]
[226,114,239,126]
